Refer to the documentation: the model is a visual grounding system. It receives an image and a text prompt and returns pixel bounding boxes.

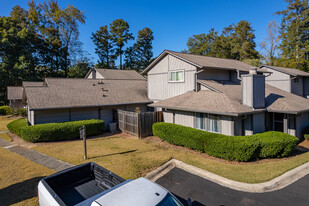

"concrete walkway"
[0,138,73,171]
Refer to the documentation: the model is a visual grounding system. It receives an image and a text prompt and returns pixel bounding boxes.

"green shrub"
[20,119,105,142]
[7,119,28,136]
[0,106,11,115]
[18,108,27,117]
[153,122,298,162]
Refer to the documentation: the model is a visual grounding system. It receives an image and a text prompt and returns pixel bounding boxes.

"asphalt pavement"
[156,167,309,206]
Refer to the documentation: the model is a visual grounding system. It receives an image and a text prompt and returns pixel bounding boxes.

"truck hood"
[93,177,168,206]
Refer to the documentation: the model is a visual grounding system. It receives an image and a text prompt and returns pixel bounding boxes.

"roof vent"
[93,83,96,86]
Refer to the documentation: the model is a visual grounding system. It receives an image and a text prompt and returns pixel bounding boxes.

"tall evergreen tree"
[110,19,134,69]
[231,20,259,60]
[91,25,116,69]
[135,27,154,70]
[276,0,309,70]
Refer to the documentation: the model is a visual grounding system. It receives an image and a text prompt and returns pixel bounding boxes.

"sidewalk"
[0,137,74,171]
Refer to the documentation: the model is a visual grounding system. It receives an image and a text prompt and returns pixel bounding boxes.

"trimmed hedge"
[7,118,29,136]
[153,122,298,162]
[0,106,11,115]
[20,119,105,142]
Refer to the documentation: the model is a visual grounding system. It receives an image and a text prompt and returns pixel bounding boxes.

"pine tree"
[135,27,154,70]
[110,19,134,69]
[91,25,116,69]
[276,0,309,70]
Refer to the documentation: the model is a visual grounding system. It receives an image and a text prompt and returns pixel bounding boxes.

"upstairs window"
[169,70,184,82]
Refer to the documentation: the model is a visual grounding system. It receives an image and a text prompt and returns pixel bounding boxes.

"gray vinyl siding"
[233,117,242,136]
[296,112,309,139]
[242,75,265,109]
[34,109,70,124]
[147,54,196,101]
[71,107,99,121]
[174,111,194,128]
[242,76,252,107]
[303,78,309,98]
[252,113,265,133]
[221,116,234,136]
[163,111,174,123]
[100,108,113,130]
[197,68,230,80]
[291,77,303,97]
[265,68,291,92]
[244,115,253,135]
[231,71,240,83]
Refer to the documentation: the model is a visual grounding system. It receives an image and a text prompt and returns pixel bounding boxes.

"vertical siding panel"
[291,77,303,96]
[197,69,230,80]
[253,113,265,133]
[71,108,99,121]
[221,116,234,136]
[265,68,291,92]
[174,111,194,128]
[35,109,70,124]
[163,111,173,123]
[147,54,196,102]
[303,77,309,98]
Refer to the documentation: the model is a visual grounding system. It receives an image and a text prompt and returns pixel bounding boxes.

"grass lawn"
[0,147,54,206]
[0,132,12,142]
[0,116,15,131]
[33,135,309,183]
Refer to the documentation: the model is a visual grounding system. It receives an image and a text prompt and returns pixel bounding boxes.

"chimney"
[92,69,96,79]
[242,67,265,109]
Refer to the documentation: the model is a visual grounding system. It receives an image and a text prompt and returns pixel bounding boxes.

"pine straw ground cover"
[33,134,309,183]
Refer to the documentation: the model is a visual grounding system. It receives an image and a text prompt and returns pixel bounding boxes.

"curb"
[146,159,309,193]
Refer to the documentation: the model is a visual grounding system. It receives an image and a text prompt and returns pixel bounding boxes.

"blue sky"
[0,0,287,64]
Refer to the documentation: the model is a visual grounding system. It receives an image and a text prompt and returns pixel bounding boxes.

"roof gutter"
[148,104,266,117]
[28,101,153,111]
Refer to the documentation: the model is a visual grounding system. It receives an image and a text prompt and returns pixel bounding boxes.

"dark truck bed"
[40,162,125,206]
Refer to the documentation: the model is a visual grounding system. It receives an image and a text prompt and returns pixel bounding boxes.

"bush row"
[0,106,27,116]
[0,106,11,115]
[153,122,298,162]
[7,118,29,136]
[8,119,105,142]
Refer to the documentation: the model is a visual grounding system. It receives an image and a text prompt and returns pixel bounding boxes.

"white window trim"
[207,114,221,133]
[194,113,221,133]
[168,70,185,83]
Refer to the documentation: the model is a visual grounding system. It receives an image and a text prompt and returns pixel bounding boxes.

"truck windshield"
[156,193,182,206]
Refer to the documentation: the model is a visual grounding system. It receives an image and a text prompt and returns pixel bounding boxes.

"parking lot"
[156,167,309,206]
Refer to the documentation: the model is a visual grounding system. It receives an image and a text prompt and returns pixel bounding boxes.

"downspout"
[195,70,204,92]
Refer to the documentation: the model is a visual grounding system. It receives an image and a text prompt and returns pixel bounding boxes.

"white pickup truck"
[38,162,189,206]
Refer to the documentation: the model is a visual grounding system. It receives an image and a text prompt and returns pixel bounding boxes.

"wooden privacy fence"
[117,110,162,138]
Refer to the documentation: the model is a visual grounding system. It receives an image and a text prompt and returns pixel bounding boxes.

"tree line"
[91,20,154,70]
[183,0,309,70]
[0,0,154,104]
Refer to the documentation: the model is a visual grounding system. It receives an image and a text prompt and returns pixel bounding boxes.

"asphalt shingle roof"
[150,80,309,115]
[25,78,151,110]
[143,50,270,74]
[261,65,309,77]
